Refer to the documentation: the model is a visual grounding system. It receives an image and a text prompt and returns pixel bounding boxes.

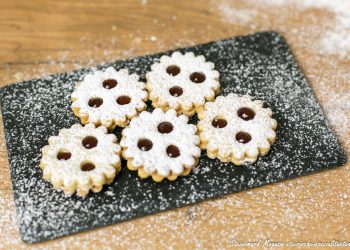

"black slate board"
[0,32,346,243]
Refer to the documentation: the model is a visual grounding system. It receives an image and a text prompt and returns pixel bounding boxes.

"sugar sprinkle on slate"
[0,32,346,243]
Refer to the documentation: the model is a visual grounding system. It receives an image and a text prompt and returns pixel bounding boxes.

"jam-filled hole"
[190,72,206,83]
[81,162,95,171]
[102,79,118,89]
[88,97,103,108]
[116,95,131,105]
[57,151,71,160]
[82,136,98,149]
[235,132,251,144]
[137,138,153,151]
[169,86,183,97]
[212,118,227,128]
[166,145,180,158]
[237,107,255,121]
[166,65,180,76]
[158,122,174,134]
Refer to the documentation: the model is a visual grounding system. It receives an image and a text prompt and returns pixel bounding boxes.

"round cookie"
[146,51,220,116]
[197,94,277,165]
[40,123,121,197]
[120,108,201,182]
[71,67,148,130]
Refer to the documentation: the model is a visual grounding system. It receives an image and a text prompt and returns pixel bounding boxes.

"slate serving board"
[0,32,346,243]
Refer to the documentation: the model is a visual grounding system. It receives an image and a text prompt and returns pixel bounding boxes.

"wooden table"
[1,0,349,249]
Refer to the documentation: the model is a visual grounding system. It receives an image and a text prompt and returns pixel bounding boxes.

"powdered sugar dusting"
[0,32,346,246]
[216,0,350,59]
[0,1,349,245]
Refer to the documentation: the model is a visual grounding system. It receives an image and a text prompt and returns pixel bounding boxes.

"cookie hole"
[88,97,103,108]
[166,65,180,76]
[116,95,131,105]
[169,86,183,97]
[166,145,180,158]
[190,72,206,83]
[263,102,269,108]
[235,132,251,144]
[137,138,153,151]
[102,79,118,89]
[237,107,255,121]
[81,162,95,171]
[82,136,98,149]
[57,151,71,160]
[158,122,174,134]
[212,118,227,128]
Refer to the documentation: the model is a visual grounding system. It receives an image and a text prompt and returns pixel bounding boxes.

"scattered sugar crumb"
[140,0,148,5]
[149,36,157,42]
[13,72,24,81]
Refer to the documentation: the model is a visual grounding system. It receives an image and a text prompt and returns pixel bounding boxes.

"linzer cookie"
[197,94,277,165]
[71,67,148,130]
[120,108,201,182]
[40,123,121,197]
[146,52,220,116]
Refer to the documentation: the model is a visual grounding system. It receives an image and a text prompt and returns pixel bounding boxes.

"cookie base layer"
[124,157,198,182]
[199,137,276,165]
[39,161,121,197]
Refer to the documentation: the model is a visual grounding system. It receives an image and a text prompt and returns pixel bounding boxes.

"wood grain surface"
[0,0,349,249]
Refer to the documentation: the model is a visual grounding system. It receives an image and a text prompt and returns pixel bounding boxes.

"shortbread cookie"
[197,94,277,165]
[120,108,201,182]
[146,52,220,116]
[71,67,148,130]
[40,123,121,197]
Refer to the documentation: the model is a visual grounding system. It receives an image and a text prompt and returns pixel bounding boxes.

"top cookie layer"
[71,67,148,129]
[146,52,220,116]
